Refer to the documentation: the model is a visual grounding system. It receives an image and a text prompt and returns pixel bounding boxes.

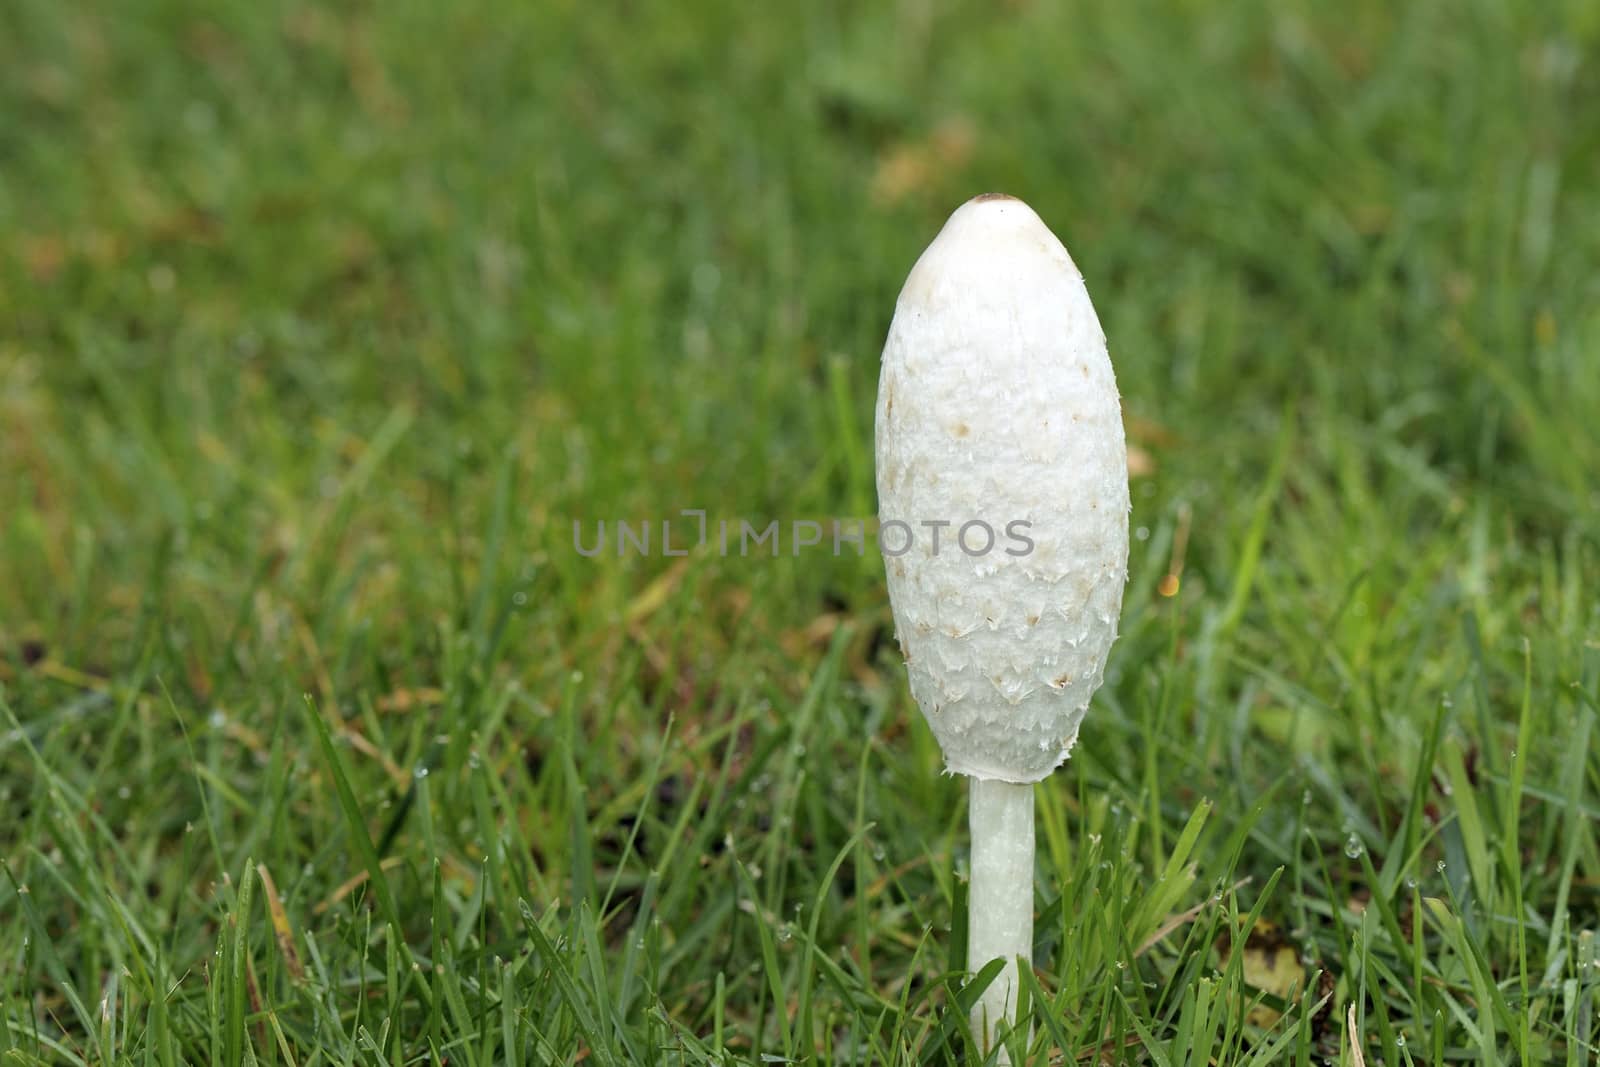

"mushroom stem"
[967,777,1035,1058]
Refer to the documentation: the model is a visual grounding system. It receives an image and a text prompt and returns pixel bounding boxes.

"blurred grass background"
[2,0,1598,1063]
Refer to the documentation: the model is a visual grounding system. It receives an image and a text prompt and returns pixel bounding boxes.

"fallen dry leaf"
[1218,918,1305,1028]
[21,235,67,282]
[375,687,445,712]
[1347,1003,1367,1066]
[870,116,977,206]
[256,863,305,982]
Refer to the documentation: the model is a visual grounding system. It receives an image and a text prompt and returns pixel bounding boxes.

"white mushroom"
[875,194,1130,1057]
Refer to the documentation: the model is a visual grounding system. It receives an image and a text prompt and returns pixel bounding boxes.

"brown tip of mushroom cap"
[970,192,1019,203]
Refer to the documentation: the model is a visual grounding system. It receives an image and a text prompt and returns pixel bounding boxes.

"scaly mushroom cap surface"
[875,194,1129,782]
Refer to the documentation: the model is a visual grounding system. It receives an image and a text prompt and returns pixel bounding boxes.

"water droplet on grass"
[1344,833,1364,859]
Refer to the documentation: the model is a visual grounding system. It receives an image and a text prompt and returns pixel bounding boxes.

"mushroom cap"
[875,195,1129,782]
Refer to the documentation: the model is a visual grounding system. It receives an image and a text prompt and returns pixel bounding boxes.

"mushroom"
[875,194,1129,1057]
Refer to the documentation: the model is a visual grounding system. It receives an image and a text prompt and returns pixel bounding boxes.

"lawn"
[2,1,1598,1063]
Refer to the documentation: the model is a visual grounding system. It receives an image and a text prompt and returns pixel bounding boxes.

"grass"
[2,0,1598,1062]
